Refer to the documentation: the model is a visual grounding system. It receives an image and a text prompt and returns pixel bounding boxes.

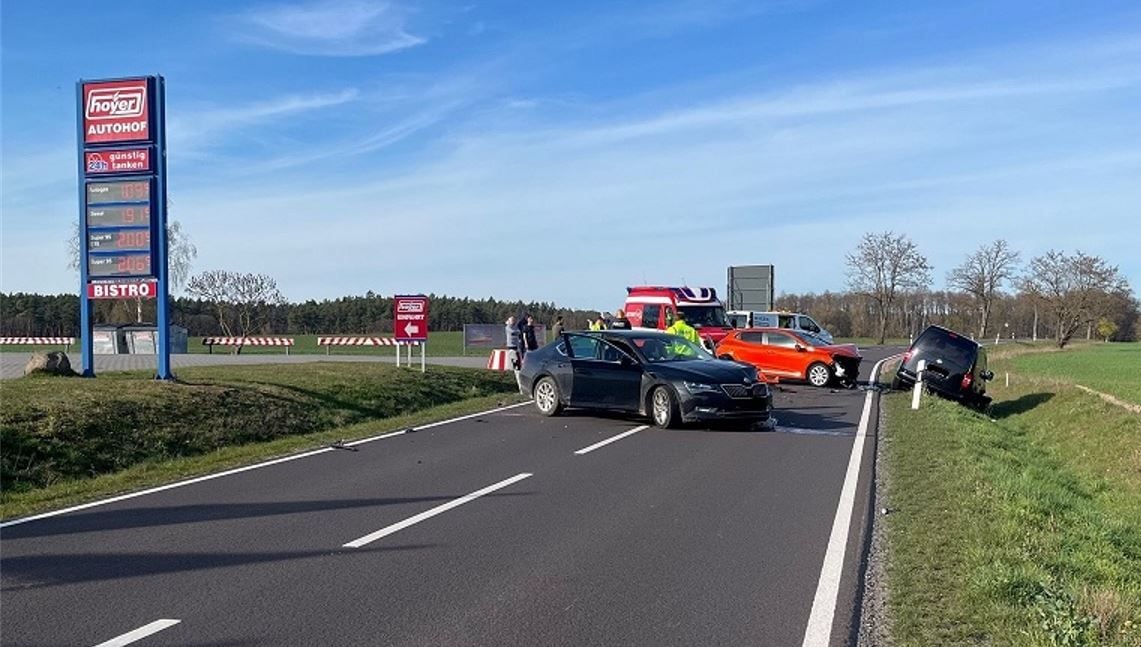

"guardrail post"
[911,359,926,410]
[420,342,425,373]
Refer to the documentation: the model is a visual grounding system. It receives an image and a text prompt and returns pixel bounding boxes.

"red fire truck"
[623,286,732,346]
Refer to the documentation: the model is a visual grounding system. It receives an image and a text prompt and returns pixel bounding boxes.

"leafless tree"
[845,231,932,344]
[947,239,1021,339]
[186,270,286,337]
[231,273,287,336]
[1021,250,1129,348]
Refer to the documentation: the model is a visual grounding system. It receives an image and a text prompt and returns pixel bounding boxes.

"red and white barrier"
[487,349,518,371]
[202,337,294,346]
[316,336,425,371]
[0,337,75,347]
[316,337,422,347]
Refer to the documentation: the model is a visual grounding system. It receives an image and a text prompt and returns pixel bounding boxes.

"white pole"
[420,342,425,373]
[395,343,400,367]
[911,359,926,410]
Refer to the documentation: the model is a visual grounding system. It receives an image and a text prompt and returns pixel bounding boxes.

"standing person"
[610,309,631,330]
[551,315,565,340]
[505,316,521,369]
[664,310,700,345]
[589,313,607,330]
[522,315,539,354]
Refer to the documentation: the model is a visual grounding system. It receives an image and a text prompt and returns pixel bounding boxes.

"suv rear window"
[913,328,978,371]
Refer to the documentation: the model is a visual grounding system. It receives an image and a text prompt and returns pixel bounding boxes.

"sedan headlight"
[684,381,719,394]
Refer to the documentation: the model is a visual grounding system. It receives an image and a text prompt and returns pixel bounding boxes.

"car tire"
[891,375,904,390]
[806,362,831,387]
[533,376,563,417]
[650,385,680,428]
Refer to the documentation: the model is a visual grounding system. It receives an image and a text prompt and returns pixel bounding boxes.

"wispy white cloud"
[236,0,425,56]
[168,88,360,153]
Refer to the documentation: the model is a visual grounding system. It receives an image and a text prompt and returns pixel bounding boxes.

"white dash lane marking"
[93,619,180,647]
[573,425,649,455]
[344,472,533,548]
[800,356,892,647]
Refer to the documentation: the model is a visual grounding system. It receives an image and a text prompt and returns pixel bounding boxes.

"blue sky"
[2,0,1139,309]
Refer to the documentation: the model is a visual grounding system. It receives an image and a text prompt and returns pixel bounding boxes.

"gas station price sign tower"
[76,75,172,379]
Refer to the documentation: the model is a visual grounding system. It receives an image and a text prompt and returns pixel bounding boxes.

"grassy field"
[882,343,1141,646]
[1,363,523,520]
[1005,342,1141,405]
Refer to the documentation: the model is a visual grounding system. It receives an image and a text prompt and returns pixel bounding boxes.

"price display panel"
[88,253,153,278]
[87,205,152,228]
[86,180,151,205]
[88,229,151,252]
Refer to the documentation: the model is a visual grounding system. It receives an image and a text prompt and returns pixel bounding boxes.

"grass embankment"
[883,342,1141,646]
[1,363,522,520]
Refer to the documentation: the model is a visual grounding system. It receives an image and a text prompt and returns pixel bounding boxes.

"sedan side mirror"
[795,344,807,352]
[620,354,638,367]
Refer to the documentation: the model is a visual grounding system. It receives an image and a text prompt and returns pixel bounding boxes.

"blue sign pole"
[76,81,95,377]
[153,76,173,380]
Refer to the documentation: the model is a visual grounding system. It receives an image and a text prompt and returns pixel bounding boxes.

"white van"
[726,311,835,344]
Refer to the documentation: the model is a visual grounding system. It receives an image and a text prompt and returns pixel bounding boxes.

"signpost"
[393,295,429,372]
[77,75,171,379]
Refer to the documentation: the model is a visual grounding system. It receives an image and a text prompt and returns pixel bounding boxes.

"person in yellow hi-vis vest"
[664,310,701,356]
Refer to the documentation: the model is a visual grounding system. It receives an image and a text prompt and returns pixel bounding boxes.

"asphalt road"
[0,346,902,647]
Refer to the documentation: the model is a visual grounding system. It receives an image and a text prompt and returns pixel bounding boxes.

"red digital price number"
[121,206,150,224]
[121,182,149,200]
[116,255,151,274]
[116,231,150,249]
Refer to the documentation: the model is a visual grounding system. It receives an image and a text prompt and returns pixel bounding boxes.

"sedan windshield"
[629,335,715,362]
[678,306,727,328]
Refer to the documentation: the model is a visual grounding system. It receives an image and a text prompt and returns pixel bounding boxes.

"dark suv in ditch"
[894,325,993,411]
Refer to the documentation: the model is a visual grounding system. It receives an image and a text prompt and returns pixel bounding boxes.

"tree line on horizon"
[5,232,1137,345]
[0,291,599,338]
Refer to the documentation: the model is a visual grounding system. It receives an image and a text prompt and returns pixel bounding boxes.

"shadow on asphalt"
[1,493,532,541]
[1,543,437,590]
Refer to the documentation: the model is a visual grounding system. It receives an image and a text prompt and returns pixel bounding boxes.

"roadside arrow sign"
[394,295,429,342]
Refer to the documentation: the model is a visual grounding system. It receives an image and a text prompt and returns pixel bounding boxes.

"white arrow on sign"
[404,322,420,337]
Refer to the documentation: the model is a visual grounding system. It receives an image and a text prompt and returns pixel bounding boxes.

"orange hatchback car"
[715,328,862,388]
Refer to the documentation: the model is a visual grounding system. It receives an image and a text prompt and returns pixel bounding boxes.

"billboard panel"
[727,265,775,312]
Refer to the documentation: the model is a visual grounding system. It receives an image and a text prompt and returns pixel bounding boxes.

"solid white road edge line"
[344,472,533,548]
[0,401,533,529]
[573,425,650,455]
[92,619,180,647]
[345,401,531,446]
[800,355,893,647]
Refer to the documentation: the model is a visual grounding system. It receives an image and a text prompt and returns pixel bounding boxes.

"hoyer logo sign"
[83,80,150,143]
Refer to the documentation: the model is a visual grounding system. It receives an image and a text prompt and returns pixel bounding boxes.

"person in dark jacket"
[521,315,539,354]
[610,309,632,330]
[551,315,565,340]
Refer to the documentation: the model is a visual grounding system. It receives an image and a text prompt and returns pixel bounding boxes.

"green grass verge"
[1,363,522,517]
[882,345,1141,646]
[1006,342,1141,406]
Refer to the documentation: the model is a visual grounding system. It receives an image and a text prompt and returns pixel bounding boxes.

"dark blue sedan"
[518,330,773,428]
